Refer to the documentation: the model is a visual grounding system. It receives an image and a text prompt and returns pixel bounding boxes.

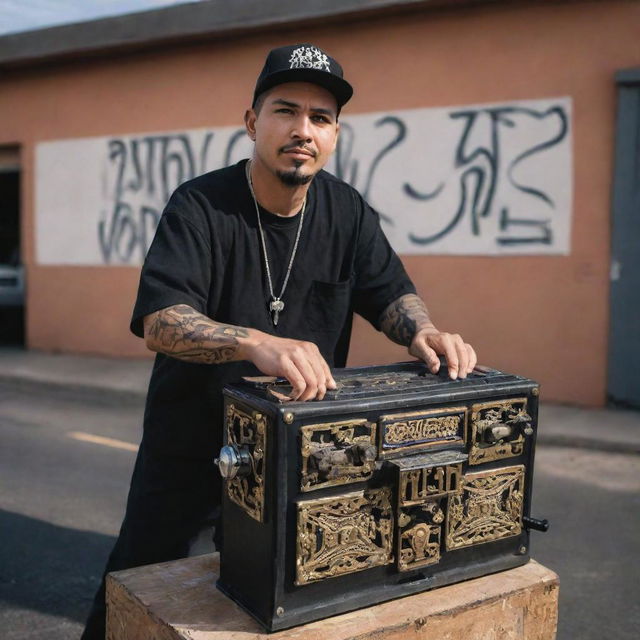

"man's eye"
[276,108,293,114]
[312,115,330,123]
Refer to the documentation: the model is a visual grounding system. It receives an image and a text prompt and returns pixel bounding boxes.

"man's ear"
[244,109,257,141]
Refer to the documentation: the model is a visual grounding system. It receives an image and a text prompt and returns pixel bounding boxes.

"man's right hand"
[240,331,337,401]
[144,305,335,401]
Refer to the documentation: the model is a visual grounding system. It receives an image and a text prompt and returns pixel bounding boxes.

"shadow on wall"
[0,509,115,622]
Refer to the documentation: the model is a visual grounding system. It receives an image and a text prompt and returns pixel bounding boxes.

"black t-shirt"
[131,160,416,458]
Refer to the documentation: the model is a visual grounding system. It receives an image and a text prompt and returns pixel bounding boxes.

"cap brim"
[253,68,353,109]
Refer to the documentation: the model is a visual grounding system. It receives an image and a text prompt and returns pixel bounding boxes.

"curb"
[535,434,640,456]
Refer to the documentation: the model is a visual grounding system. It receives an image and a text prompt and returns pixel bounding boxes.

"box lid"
[224,360,537,414]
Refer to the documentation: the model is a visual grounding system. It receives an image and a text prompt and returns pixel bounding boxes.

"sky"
[0,0,204,36]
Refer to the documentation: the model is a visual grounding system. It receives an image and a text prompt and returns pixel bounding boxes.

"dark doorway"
[608,69,640,408]
[0,160,24,346]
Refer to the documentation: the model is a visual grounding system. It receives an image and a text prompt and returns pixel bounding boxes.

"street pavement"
[0,347,639,639]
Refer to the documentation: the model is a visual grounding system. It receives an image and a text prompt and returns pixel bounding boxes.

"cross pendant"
[269,299,285,326]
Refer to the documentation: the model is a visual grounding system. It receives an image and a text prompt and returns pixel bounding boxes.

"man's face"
[245,82,340,186]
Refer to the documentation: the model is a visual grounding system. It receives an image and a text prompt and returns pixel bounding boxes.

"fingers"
[290,347,324,402]
[466,343,477,375]
[409,339,440,374]
[282,342,333,402]
[426,332,461,379]
[310,343,336,397]
[280,359,309,401]
[419,331,477,380]
[322,356,337,390]
[441,335,460,379]
[249,334,332,401]
[453,334,469,379]
[284,349,317,401]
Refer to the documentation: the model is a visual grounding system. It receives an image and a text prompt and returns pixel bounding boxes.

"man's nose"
[291,115,313,141]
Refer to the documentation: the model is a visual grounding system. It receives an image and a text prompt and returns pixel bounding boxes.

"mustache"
[279,143,317,157]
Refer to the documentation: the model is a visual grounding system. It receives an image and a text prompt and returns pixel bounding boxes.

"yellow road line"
[67,431,139,452]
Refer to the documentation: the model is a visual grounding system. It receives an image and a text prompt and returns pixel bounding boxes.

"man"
[81,43,476,638]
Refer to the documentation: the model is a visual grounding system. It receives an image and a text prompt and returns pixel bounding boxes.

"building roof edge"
[0,0,498,69]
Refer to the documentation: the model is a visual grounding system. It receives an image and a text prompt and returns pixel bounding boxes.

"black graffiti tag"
[99,133,215,263]
[97,105,569,263]
[406,105,568,246]
[334,116,407,224]
[99,130,251,263]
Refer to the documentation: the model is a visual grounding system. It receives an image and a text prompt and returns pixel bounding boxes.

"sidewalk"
[0,347,152,405]
[1,347,639,454]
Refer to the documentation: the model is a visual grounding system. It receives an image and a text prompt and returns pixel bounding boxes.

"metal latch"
[214,444,252,479]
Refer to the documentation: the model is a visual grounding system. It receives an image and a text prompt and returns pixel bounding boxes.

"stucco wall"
[1,0,637,405]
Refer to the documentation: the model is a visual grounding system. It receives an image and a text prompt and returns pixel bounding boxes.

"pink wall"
[1,1,638,405]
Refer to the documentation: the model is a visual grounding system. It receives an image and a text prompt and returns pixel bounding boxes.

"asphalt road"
[0,384,638,639]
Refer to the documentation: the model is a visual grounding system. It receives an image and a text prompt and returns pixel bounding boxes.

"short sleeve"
[130,209,212,338]
[351,194,416,330]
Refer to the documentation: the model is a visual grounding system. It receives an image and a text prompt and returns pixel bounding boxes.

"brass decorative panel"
[391,450,467,506]
[300,419,377,492]
[296,488,394,585]
[446,465,525,550]
[399,463,462,505]
[397,500,444,571]
[379,407,466,458]
[469,399,532,465]
[225,403,267,522]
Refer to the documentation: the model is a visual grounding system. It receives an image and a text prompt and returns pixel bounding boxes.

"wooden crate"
[106,553,558,640]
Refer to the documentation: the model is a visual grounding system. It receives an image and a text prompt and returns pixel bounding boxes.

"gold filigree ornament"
[397,500,445,571]
[469,399,533,465]
[225,403,268,522]
[446,465,525,550]
[299,419,377,491]
[390,450,467,506]
[295,488,394,585]
[378,406,467,458]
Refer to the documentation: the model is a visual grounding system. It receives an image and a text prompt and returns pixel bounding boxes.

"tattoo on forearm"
[379,294,433,346]
[146,304,249,364]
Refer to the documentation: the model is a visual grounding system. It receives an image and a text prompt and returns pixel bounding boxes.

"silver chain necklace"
[245,160,306,326]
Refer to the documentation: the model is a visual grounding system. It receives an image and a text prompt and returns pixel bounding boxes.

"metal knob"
[484,424,513,443]
[523,515,549,532]
[214,445,252,479]
[357,444,377,463]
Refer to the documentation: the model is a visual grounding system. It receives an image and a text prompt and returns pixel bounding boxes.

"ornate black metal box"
[215,361,547,631]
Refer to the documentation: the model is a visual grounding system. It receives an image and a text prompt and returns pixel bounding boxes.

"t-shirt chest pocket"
[306,277,353,333]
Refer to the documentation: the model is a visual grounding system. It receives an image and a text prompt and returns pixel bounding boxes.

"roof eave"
[0,0,502,70]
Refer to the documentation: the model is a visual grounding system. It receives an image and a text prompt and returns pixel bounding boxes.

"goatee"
[276,168,314,187]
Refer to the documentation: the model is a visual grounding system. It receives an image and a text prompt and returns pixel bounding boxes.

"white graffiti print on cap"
[289,46,331,72]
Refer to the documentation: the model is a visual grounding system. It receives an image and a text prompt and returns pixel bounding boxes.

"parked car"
[0,263,24,308]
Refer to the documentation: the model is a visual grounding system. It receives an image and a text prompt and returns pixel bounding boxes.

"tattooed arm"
[144,304,250,365]
[379,293,477,379]
[143,304,336,400]
[379,294,436,346]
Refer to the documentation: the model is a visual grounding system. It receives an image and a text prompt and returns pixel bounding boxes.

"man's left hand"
[408,327,477,379]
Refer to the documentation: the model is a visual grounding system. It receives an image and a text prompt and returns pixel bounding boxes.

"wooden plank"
[106,553,559,640]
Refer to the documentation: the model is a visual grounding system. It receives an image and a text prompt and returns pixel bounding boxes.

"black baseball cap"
[253,43,353,110]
